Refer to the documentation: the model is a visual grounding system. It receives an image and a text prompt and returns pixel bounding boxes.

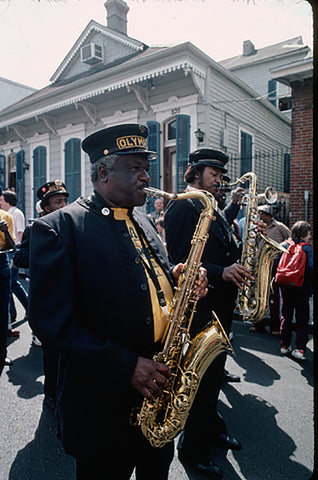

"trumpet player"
[28,124,208,480]
[165,148,253,479]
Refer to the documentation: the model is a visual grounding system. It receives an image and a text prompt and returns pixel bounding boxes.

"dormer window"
[80,43,103,65]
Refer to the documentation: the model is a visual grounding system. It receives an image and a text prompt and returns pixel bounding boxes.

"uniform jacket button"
[134,256,141,264]
[141,282,148,291]
[145,316,152,325]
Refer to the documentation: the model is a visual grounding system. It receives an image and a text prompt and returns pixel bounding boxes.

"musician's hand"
[130,357,171,401]
[231,187,245,204]
[172,262,185,282]
[172,264,208,300]
[257,219,267,234]
[0,220,9,232]
[222,263,254,289]
[195,267,208,300]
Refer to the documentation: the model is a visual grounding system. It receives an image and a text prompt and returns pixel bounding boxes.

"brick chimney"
[104,0,129,35]
[243,40,257,56]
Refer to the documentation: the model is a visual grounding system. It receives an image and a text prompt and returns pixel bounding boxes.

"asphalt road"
[0,291,314,480]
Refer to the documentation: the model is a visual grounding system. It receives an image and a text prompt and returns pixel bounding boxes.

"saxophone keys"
[181,370,199,388]
[173,393,190,412]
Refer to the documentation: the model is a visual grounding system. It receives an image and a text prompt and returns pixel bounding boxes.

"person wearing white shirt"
[0,190,28,332]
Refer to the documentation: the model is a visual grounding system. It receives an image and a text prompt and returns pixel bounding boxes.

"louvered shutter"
[65,139,81,202]
[16,150,25,212]
[147,121,160,188]
[0,154,5,191]
[176,115,190,192]
[240,131,252,175]
[33,146,47,217]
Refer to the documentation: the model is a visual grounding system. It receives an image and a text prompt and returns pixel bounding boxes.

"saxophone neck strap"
[138,232,167,308]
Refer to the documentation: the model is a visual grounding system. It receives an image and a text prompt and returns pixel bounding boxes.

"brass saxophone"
[225,172,289,323]
[138,186,233,448]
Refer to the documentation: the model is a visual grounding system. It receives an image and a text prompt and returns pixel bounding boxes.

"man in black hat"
[37,180,69,214]
[11,181,70,404]
[165,148,253,478]
[29,124,207,479]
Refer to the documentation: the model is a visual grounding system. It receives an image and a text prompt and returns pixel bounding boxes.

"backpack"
[275,241,309,287]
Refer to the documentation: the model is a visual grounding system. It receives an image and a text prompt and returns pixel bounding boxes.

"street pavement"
[0,290,314,480]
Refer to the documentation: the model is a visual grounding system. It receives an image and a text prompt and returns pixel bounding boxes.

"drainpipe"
[304,190,310,222]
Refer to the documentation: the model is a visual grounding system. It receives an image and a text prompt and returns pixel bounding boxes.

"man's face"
[98,154,150,208]
[154,198,163,212]
[259,211,272,225]
[44,193,68,213]
[199,166,223,196]
[0,195,10,211]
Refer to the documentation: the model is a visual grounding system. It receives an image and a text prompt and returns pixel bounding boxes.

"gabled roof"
[50,19,147,84]
[220,37,310,70]
[0,41,291,131]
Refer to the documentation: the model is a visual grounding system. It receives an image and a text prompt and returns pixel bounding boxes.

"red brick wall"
[290,78,313,228]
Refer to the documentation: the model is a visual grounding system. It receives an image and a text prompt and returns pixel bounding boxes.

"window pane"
[167,120,176,140]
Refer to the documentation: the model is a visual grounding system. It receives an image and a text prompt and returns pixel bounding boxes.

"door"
[164,147,176,195]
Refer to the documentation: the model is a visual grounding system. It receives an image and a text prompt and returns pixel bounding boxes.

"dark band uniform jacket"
[164,194,242,455]
[165,196,241,334]
[13,224,31,268]
[29,192,174,458]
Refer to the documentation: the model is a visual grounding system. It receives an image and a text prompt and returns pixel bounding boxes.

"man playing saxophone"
[28,124,208,480]
[165,148,254,479]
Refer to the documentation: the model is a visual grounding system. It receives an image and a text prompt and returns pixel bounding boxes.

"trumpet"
[257,186,277,205]
[221,179,278,206]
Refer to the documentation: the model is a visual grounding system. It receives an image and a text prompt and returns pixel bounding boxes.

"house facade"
[0,0,291,222]
[220,37,311,120]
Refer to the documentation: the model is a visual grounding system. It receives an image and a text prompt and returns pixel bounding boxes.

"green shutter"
[16,150,25,212]
[33,146,47,217]
[65,138,81,202]
[240,131,252,175]
[176,115,190,192]
[147,121,160,188]
[0,154,5,190]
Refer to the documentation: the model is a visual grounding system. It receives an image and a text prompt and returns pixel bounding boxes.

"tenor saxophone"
[225,172,289,323]
[138,186,233,448]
